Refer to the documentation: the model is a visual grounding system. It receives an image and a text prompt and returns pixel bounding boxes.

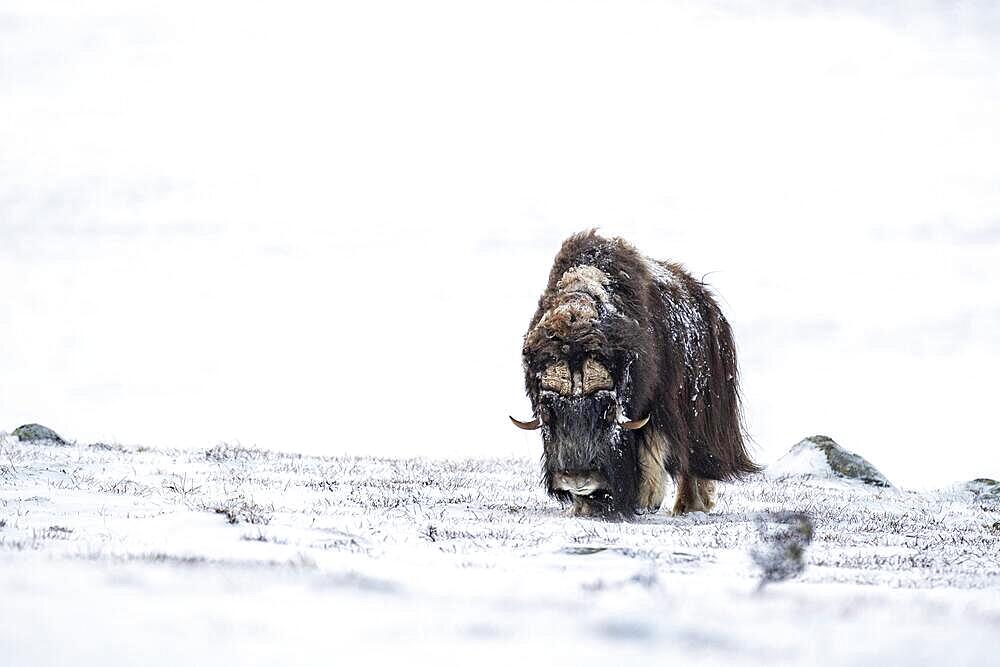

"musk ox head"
[510,265,648,516]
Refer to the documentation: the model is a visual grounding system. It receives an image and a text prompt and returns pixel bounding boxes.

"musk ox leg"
[638,431,668,512]
[671,475,717,515]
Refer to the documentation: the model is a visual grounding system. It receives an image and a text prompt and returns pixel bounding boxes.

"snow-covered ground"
[2,433,998,665]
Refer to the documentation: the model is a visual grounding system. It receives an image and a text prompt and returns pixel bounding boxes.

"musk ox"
[510,231,759,518]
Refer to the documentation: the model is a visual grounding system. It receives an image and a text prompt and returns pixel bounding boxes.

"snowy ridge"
[1,436,998,664]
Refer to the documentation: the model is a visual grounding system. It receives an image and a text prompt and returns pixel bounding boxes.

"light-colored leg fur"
[698,479,717,510]
[638,431,668,511]
[671,475,717,515]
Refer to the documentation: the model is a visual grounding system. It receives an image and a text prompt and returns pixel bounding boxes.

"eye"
[540,361,572,395]
[582,357,613,394]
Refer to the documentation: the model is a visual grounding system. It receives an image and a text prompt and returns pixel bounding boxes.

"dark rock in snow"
[11,423,69,446]
[773,435,892,487]
[965,478,1000,503]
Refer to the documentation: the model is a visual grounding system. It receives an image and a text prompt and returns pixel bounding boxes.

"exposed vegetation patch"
[161,474,202,498]
[89,442,128,453]
[205,442,263,462]
[206,496,273,525]
[99,478,151,495]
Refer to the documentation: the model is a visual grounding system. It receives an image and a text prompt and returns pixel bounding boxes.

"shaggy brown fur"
[517,230,760,517]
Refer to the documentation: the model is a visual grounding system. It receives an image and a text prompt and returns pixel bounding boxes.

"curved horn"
[509,416,541,430]
[620,414,650,430]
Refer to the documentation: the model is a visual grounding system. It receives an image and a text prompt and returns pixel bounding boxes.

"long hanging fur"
[520,230,760,517]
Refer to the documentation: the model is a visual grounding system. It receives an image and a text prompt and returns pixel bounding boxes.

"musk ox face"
[538,385,618,511]
[514,354,649,516]
[538,358,615,474]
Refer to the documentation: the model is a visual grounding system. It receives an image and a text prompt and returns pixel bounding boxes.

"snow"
[768,443,837,479]
[2,436,998,664]
[643,256,680,288]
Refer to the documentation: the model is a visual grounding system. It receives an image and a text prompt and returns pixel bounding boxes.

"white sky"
[2,1,999,487]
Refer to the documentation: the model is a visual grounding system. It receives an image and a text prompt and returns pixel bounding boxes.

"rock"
[11,423,69,446]
[964,478,1000,502]
[770,435,891,487]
